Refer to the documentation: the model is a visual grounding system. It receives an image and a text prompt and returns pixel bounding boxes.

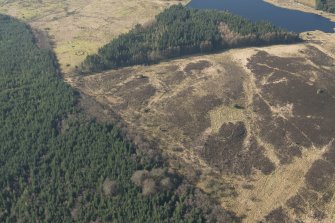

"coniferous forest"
[316,0,335,13]
[81,5,301,73]
[0,14,238,223]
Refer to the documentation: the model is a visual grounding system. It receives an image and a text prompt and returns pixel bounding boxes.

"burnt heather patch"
[285,142,335,221]
[248,50,335,163]
[248,49,335,221]
[265,207,292,223]
[165,91,223,141]
[184,60,212,74]
[200,122,275,175]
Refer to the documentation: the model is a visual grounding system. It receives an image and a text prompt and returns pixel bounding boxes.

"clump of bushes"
[131,168,178,196]
[102,178,120,196]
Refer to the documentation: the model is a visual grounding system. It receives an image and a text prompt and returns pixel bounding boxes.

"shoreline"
[264,0,335,23]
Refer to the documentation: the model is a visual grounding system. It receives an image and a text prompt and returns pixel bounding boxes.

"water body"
[187,0,335,33]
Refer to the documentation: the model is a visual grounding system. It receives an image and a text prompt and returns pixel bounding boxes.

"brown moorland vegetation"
[70,31,335,221]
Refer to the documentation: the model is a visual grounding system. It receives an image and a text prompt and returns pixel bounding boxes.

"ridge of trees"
[81,5,301,73]
[316,0,335,13]
[0,14,239,222]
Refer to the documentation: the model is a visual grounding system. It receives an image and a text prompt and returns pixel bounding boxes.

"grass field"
[0,0,189,74]
[295,0,316,7]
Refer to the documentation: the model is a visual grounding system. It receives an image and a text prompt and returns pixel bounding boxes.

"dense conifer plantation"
[82,5,301,73]
[316,0,335,12]
[0,14,237,223]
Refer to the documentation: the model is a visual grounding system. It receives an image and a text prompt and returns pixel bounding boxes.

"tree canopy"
[316,0,335,13]
[82,5,301,73]
[0,14,238,223]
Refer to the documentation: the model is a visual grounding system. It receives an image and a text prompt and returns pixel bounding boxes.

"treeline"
[0,14,238,222]
[81,5,301,73]
[316,0,335,13]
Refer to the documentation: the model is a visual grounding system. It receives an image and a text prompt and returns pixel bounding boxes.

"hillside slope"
[71,31,335,222]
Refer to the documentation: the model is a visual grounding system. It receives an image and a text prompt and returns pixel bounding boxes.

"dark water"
[187,0,335,33]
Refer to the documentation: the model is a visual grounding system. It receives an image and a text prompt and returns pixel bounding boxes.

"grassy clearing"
[54,39,101,73]
[0,0,190,74]
[0,0,65,20]
[231,148,326,222]
[295,0,316,7]
[209,105,246,133]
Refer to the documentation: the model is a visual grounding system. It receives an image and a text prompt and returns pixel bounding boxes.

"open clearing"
[293,0,316,8]
[0,0,189,74]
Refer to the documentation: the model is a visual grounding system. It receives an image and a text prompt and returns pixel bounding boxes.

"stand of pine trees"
[0,14,239,223]
[82,5,301,73]
[316,0,335,13]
